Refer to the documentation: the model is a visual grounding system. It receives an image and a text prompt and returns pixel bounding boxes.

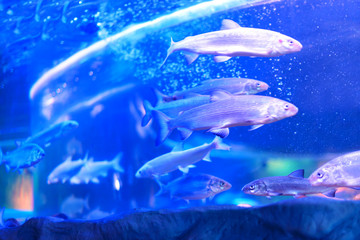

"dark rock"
[1,197,360,240]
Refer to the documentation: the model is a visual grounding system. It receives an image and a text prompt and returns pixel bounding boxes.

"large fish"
[1,143,45,171]
[23,120,79,147]
[70,153,123,184]
[156,173,231,201]
[309,151,360,187]
[154,92,298,145]
[242,169,336,198]
[171,78,269,100]
[162,19,302,66]
[135,136,230,178]
[47,154,90,184]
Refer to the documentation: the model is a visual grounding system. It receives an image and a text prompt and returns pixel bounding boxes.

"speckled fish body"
[162,19,302,65]
[154,94,298,145]
[172,78,269,99]
[135,137,229,178]
[70,153,123,184]
[2,143,45,170]
[242,169,334,197]
[309,151,360,187]
[160,174,232,200]
[24,120,79,147]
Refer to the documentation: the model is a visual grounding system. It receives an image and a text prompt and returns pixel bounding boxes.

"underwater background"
[0,0,360,221]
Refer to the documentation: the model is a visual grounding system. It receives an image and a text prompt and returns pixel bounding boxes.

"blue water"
[0,0,360,219]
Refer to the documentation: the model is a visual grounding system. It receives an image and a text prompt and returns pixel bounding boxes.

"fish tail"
[142,100,155,127]
[154,178,167,197]
[213,136,231,151]
[152,110,173,146]
[159,37,176,68]
[112,152,124,173]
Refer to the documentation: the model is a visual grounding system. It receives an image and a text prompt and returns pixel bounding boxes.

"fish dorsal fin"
[210,90,233,102]
[220,19,241,30]
[288,169,304,178]
[171,143,184,152]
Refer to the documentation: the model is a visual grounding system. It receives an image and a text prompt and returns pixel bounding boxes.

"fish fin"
[183,52,199,65]
[188,164,196,168]
[322,189,336,198]
[220,19,241,30]
[288,169,304,178]
[70,176,80,184]
[249,124,264,131]
[154,179,167,197]
[171,142,184,152]
[91,178,100,184]
[208,127,229,139]
[153,88,172,103]
[214,56,232,63]
[178,165,190,174]
[152,111,173,146]
[203,152,211,162]
[212,136,231,150]
[112,152,124,173]
[160,37,176,68]
[15,141,22,147]
[178,128,193,140]
[141,100,154,127]
[210,90,233,102]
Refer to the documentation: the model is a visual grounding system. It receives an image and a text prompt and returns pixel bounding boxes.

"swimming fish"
[23,120,79,147]
[156,173,232,201]
[170,78,269,100]
[84,208,114,220]
[60,195,89,218]
[242,169,336,198]
[142,95,211,126]
[1,143,45,171]
[70,153,123,184]
[154,93,298,145]
[47,154,90,184]
[309,151,360,188]
[161,19,302,66]
[135,136,230,178]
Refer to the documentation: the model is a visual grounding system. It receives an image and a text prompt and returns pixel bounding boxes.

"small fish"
[1,143,45,171]
[156,173,231,201]
[142,95,211,126]
[47,154,90,184]
[309,151,360,188]
[60,195,89,218]
[154,93,298,145]
[70,153,123,184]
[170,78,269,100]
[84,208,114,220]
[135,136,230,178]
[23,120,79,147]
[161,19,302,66]
[242,169,336,198]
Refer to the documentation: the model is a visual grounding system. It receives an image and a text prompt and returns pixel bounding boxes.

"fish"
[84,208,114,220]
[142,95,211,126]
[309,151,360,188]
[47,154,90,184]
[153,92,298,145]
[60,195,89,218]
[22,120,79,147]
[156,173,232,201]
[242,169,336,198]
[1,143,45,171]
[70,153,123,184]
[161,19,302,66]
[135,136,230,178]
[170,78,269,100]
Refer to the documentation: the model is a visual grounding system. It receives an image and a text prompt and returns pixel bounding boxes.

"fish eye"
[220,182,225,186]
[317,172,324,178]
[288,39,294,44]
[284,104,289,110]
[256,83,261,86]
[249,185,255,190]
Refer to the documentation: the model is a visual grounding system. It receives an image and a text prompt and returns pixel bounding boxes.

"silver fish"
[156,173,232,201]
[135,136,230,178]
[142,96,211,126]
[154,92,298,145]
[309,151,360,187]
[60,195,89,218]
[242,169,336,198]
[1,143,45,171]
[162,19,302,66]
[70,153,123,184]
[47,154,90,184]
[171,78,269,100]
[23,120,79,147]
